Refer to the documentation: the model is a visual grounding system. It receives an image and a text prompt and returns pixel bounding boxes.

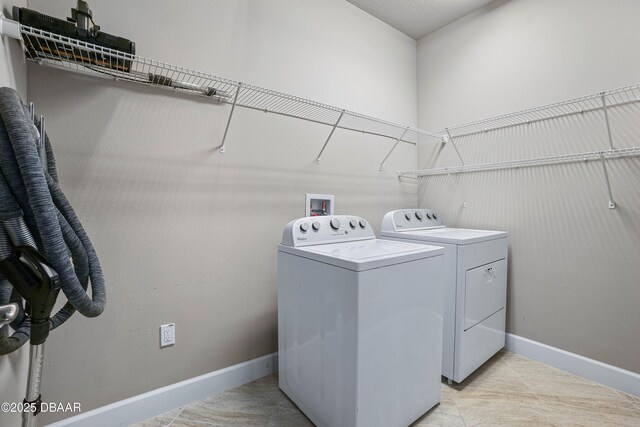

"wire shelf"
[397,146,640,177]
[11,23,438,150]
[433,84,640,139]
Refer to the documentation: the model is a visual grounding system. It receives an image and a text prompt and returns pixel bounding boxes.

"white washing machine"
[381,209,508,384]
[278,215,444,427]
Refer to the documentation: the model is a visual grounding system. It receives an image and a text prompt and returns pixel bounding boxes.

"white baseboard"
[45,336,640,426]
[47,353,278,427]
[506,333,639,397]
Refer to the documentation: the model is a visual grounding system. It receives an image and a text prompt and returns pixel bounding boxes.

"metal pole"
[446,128,465,166]
[22,343,45,427]
[219,83,241,154]
[39,115,47,167]
[601,93,614,150]
[316,110,345,163]
[600,153,615,209]
[379,127,409,171]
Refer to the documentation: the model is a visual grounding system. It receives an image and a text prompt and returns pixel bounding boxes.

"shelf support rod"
[219,83,241,154]
[446,170,467,208]
[446,128,465,166]
[601,93,614,150]
[379,127,409,171]
[316,110,345,163]
[599,152,616,209]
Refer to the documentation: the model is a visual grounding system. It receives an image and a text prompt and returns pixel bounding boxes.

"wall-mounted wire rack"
[397,84,640,209]
[431,83,640,140]
[398,147,640,177]
[0,15,438,164]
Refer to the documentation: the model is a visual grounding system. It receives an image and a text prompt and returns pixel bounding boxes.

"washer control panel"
[281,215,375,247]
[381,209,444,232]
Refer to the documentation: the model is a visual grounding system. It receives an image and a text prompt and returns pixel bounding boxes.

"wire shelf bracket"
[446,170,467,209]
[445,128,464,166]
[379,127,409,171]
[0,14,20,39]
[218,83,241,154]
[316,110,345,164]
[601,92,615,151]
[599,153,616,209]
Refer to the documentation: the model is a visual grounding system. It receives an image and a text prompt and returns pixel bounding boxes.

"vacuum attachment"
[0,303,19,328]
[13,1,136,72]
[0,246,60,345]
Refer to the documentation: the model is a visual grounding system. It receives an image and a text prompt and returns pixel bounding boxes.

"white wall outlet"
[160,323,175,347]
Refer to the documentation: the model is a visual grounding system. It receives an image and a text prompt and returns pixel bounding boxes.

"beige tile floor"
[134,351,640,427]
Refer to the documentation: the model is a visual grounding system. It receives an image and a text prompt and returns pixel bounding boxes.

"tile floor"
[134,351,640,427]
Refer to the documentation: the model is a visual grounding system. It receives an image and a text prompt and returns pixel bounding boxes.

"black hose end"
[29,319,49,345]
[23,394,42,416]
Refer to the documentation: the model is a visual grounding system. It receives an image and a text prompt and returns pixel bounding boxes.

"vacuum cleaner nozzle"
[13,1,136,72]
[0,246,60,344]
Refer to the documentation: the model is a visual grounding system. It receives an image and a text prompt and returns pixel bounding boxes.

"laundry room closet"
[0,0,638,426]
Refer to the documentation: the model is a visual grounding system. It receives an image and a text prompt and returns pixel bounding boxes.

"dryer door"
[464,259,507,330]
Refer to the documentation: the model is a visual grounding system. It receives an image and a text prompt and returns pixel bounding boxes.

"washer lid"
[382,228,507,245]
[278,239,443,271]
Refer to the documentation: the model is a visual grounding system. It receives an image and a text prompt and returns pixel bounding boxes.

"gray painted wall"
[2,0,638,424]
[0,2,28,426]
[23,0,418,423]
[417,0,640,372]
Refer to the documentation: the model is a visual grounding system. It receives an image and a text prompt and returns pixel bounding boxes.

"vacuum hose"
[0,87,106,355]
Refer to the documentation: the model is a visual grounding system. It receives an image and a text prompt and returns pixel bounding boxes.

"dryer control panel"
[281,215,375,247]
[381,209,444,232]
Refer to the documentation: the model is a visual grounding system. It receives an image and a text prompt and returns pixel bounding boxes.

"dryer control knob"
[330,218,340,230]
[433,213,438,220]
[349,219,357,229]
[405,213,411,221]
[359,220,366,229]
[426,212,432,219]
[300,223,309,232]
[415,212,423,220]
[312,221,321,231]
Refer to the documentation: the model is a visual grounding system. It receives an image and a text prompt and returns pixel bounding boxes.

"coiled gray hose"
[0,87,106,355]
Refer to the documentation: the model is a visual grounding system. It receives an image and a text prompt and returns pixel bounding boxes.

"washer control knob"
[330,218,341,230]
[426,212,432,219]
[349,219,357,229]
[359,220,366,229]
[299,223,309,232]
[432,213,438,220]
[415,211,423,220]
[404,213,411,221]
[312,221,321,231]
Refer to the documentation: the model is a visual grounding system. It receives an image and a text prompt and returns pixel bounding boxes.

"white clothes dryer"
[381,209,508,384]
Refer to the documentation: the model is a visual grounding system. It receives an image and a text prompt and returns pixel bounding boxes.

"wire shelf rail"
[431,84,640,139]
[397,147,640,177]
[397,82,640,209]
[0,16,439,161]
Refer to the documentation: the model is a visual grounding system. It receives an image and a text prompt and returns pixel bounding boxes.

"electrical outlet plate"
[160,323,175,347]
